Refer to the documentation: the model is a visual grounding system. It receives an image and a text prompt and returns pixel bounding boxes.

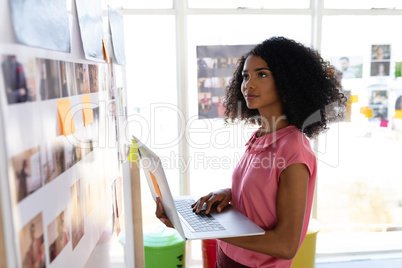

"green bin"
[144,224,186,268]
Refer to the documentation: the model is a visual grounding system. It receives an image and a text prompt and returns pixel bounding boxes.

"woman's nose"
[245,79,254,89]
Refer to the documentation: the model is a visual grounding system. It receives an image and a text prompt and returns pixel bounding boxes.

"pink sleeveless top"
[218,125,317,267]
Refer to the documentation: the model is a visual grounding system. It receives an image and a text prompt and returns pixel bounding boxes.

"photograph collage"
[1,54,126,267]
[196,44,255,119]
[16,174,113,268]
[330,44,402,128]
[1,55,110,105]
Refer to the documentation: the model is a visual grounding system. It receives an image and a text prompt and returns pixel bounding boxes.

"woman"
[156,36,346,267]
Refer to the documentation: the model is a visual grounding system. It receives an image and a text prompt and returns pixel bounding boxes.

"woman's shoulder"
[278,126,315,155]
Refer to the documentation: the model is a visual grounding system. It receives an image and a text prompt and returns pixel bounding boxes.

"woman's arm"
[219,163,310,260]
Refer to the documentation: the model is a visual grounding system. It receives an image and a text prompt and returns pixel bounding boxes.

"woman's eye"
[258,72,267,78]
[242,74,249,80]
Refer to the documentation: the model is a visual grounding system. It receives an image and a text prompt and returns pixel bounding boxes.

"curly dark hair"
[224,36,346,139]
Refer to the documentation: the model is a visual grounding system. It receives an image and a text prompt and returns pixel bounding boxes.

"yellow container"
[291,219,320,268]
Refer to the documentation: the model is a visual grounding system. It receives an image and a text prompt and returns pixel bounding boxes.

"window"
[124,15,179,226]
[121,2,402,266]
[317,14,402,254]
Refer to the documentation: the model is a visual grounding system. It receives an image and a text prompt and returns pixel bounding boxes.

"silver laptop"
[133,135,265,240]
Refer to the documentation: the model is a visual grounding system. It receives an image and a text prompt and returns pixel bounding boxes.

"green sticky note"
[128,139,138,163]
[395,62,402,78]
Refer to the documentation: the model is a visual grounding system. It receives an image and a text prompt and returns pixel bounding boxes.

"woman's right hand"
[191,188,232,214]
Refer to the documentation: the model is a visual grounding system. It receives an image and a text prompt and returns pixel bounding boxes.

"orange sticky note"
[57,99,75,136]
[102,39,110,63]
[395,110,402,119]
[149,171,162,200]
[81,94,93,126]
[350,95,358,103]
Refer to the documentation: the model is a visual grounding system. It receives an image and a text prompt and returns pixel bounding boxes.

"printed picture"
[330,56,363,79]
[73,127,93,161]
[88,64,99,93]
[343,90,352,122]
[369,90,388,106]
[369,90,388,122]
[394,94,402,131]
[371,44,391,60]
[10,147,42,203]
[52,136,66,179]
[19,213,46,268]
[98,64,107,92]
[71,179,85,249]
[59,61,74,97]
[92,106,100,147]
[196,45,254,119]
[36,58,61,100]
[2,54,37,104]
[39,141,56,185]
[396,95,402,111]
[112,177,124,235]
[66,62,77,96]
[370,61,390,77]
[64,137,78,169]
[109,58,116,99]
[47,209,70,263]
[74,63,90,94]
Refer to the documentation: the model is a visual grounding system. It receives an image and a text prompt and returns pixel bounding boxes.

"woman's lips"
[246,94,257,100]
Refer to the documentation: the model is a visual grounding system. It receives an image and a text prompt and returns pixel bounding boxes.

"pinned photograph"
[199,92,212,112]
[64,137,78,169]
[52,136,67,178]
[59,61,75,97]
[36,58,61,100]
[39,141,56,185]
[19,213,46,268]
[75,63,90,95]
[369,90,388,122]
[2,55,37,104]
[370,61,390,77]
[369,90,388,106]
[109,58,116,99]
[10,147,42,203]
[98,64,107,92]
[330,56,363,79]
[112,177,124,235]
[47,209,70,263]
[88,64,99,93]
[371,44,391,60]
[71,179,85,250]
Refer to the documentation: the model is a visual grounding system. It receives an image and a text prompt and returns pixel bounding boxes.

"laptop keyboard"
[175,199,226,233]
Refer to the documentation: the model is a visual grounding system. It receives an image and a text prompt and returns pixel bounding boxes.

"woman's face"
[241,55,282,113]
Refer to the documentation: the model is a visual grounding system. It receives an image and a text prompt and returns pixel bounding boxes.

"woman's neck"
[259,115,289,137]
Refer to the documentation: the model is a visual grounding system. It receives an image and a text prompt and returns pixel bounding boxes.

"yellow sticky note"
[81,94,93,126]
[395,110,402,119]
[149,171,162,200]
[350,95,358,103]
[128,139,138,163]
[102,39,110,63]
[360,106,368,114]
[365,109,373,118]
[57,99,75,136]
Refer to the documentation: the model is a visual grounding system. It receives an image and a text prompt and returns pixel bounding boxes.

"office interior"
[1,0,402,267]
